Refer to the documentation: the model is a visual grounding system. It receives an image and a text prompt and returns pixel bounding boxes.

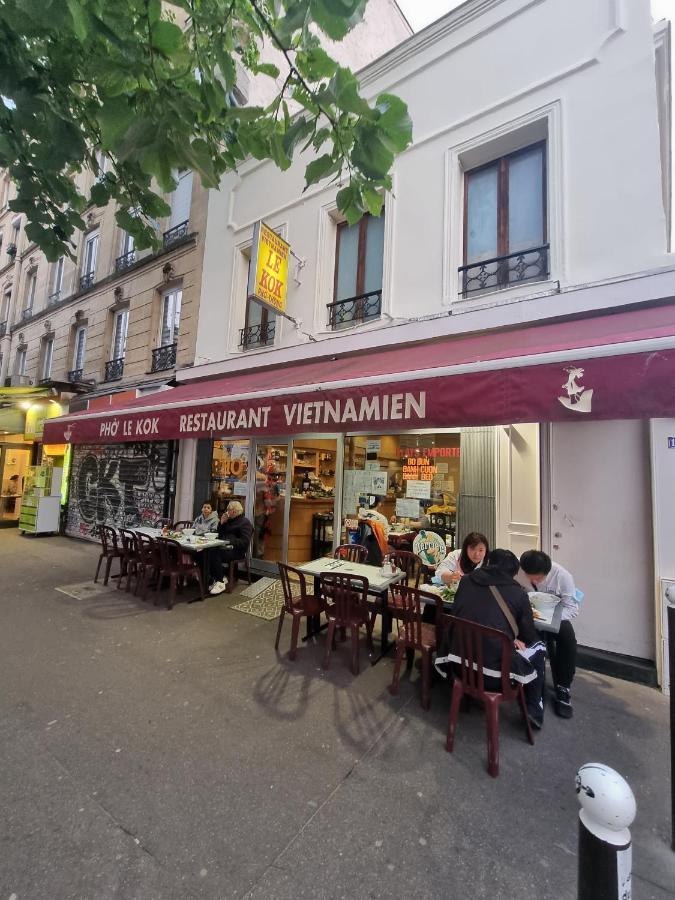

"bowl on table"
[529,592,558,618]
[204,532,219,541]
[182,527,195,537]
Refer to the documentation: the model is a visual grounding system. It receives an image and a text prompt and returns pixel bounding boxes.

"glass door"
[252,440,290,572]
[287,438,338,564]
[0,445,32,525]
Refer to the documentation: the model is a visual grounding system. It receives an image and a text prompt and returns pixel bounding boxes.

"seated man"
[447,548,546,729]
[192,501,219,535]
[208,501,253,595]
[519,550,578,719]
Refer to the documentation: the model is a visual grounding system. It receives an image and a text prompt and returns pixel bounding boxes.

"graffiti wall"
[66,442,171,541]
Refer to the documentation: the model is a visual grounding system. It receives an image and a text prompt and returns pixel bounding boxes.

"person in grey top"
[192,502,219,534]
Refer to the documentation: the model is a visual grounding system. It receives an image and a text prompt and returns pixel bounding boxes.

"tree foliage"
[0,0,412,260]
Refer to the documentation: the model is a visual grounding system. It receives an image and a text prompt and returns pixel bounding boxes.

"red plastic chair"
[333,544,368,563]
[444,615,535,778]
[369,549,423,633]
[135,532,161,602]
[156,537,205,609]
[276,563,326,660]
[172,520,194,531]
[320,573,373,674]
[388,585,437,709]
[117,527,140,592]
[94,525,124,586]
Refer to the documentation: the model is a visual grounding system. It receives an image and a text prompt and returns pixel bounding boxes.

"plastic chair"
[224,535,254,593]
[276,563,326,660]
[135,532,161,602]
[333,544,368,563]
[388,585,437,709]
[152,517,172,529]
[320,573,373,674]
[117,527,140,592]
[94,525,124,586]
[156,537,205,609]
[172,520,194,531]
[389,549,423,588]
[444,615,535,778]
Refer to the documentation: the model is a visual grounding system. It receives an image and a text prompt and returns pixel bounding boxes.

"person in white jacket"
[520,550,578,720]
[435,531,490,585]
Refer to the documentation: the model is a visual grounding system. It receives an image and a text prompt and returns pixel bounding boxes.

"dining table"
[294,557,406,664]
[135,527,230,592]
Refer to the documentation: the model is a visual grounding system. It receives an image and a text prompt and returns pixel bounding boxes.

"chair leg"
[167,574,177,610]
[225,561,235,594]
[485,697,500,778]
[289,615,301,660]
[446,680,464,753]
[194,566,205,600]
[365,616,374,653]
[125,559,135,593]
[420,648,432,710]
[103,555,114,586]
[518,685,535,746]
[323,619,337,669]
[94,553,103,583]
[405,647,415,671]
[388,640,406,696]
[274,608,286,650]
[246,561,251,586]
[350,624,360,675]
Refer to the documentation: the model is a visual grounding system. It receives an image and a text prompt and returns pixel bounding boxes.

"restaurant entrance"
[251,435,341,573]
[0,442,32,526]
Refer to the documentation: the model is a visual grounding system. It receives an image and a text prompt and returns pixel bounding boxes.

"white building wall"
[195,0,669,375]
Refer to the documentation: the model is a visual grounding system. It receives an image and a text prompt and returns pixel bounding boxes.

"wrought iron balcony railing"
[68,368,83,383]
[21,307,33,321]
[239,320,275,350]
[0,321,6,337]
[458,244,550,298]
[48,290,61,305]
[79,271,95,291]
[150,342,177,372]
[104,357,124,382]
[163,220,189,248]
[327,290,382,329]
[115,249,136,272]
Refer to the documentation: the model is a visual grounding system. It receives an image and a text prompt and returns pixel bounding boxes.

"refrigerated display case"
[19,464,63,534]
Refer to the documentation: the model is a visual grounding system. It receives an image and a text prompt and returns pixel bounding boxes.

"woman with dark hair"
[436,531,489,586]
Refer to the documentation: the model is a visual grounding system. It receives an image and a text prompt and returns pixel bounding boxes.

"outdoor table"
[532,600,563,635]
[294,557,405,664]
[135,527,230,590]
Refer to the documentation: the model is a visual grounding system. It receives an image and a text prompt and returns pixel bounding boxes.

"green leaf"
[66,0,88,40]
[255,62,280,79]
[98,96,135,147]
[375,93,413,152]
[336,182,364,225]
[362,185,383,217]
[351,124,394,180]
[327,67,371,117]
[89,180,109,208]
[297,46,338,81]
[304,153,338,186]
[151,20,184,57]
[310,0,368,40]
[147,0,162,25]
[282,115,313,156]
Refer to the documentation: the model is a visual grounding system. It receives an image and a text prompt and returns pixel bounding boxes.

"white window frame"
[52,257,65,296]
[24,270,37,311]
[41,337,54,380]
[120,230,135,256]
[73,325,87,371]
[83,230,99,277]
[159,288,182,347]
[16,347,26,376]
[111,308,129,361]
[1,290,10,323]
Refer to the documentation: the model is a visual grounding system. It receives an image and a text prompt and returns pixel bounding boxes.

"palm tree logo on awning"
[558,366,593,413]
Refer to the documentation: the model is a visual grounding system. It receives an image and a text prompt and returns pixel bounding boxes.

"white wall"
[196,0,669,372]
[549,419,655,660]
[649,418,675,682]
[496,423,540,556]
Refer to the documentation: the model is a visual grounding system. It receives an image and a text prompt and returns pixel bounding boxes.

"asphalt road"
[0,531,673,899]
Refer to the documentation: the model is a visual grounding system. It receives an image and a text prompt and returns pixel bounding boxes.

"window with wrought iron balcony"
[104,309,129,382]
[163,219,189,249]
[459,142,549,299]
[80,230,99,292]
[328,213,384,330]
[151,288,181,371]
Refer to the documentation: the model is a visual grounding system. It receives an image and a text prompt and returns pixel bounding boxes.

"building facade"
[46,0,675,685]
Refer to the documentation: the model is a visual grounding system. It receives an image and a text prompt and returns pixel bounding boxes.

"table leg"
[302,574,327,642]
[369,588,396,666]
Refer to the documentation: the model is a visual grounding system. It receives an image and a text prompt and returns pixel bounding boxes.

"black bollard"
[576,764,636,900]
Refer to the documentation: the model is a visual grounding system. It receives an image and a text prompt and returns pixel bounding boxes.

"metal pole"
[576,764,636,900]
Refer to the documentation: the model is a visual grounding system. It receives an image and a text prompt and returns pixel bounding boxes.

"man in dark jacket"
[448,548,546,728]
[208,501,253,595]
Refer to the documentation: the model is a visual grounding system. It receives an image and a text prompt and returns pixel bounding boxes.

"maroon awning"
[44,304,675,444]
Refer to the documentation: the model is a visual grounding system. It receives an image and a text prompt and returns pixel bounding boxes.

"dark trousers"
[208,547,241,583]
[546,619,577,689]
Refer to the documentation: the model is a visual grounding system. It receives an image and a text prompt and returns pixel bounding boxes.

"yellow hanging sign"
[247,221,290,315]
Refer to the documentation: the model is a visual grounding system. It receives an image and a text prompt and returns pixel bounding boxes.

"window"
[169,170,193,229]
[461,142,547,296]
[73,325,87,371]
[83,231,98,276]
[330,213,384,328]
[51,257,64,299]
[121,231,135,256]
[111,309,129,360]
[160,288,182,347]
[0,289,10,324]
[95,150,108,177]
[16,347,26,376]
[23,270,37,312]
[41,337,54,380]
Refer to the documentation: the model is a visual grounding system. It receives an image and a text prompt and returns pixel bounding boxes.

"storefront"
[43,303,675,679]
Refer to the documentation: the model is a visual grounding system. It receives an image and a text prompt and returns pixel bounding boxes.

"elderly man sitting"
[192,501,219,535]
[208,501,253,595]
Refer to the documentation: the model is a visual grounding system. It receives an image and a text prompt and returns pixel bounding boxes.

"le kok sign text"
[247,221,290,315]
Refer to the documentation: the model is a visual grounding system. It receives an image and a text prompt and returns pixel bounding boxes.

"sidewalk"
[0,531,672,900]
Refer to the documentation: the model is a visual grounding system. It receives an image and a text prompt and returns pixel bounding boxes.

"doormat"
[239,577,278,598]
[232,578,300,621]
[55,581,116,601]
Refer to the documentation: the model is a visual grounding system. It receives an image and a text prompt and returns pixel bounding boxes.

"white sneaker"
[209,580,226,595]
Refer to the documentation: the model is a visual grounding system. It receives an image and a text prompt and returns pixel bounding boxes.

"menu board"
[395,498,420,518]
[342,469,374,514]
[406,479,431,500]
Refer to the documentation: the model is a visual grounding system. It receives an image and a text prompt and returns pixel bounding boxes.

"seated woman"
[435,531,489,585]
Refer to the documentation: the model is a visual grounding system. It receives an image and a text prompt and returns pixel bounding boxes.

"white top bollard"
[576,763,637,846]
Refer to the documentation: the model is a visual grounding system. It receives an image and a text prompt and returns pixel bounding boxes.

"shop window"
[209,440,250,516]
[461,141,547,297]
[341,432,460,556]
[329,213,384,329]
